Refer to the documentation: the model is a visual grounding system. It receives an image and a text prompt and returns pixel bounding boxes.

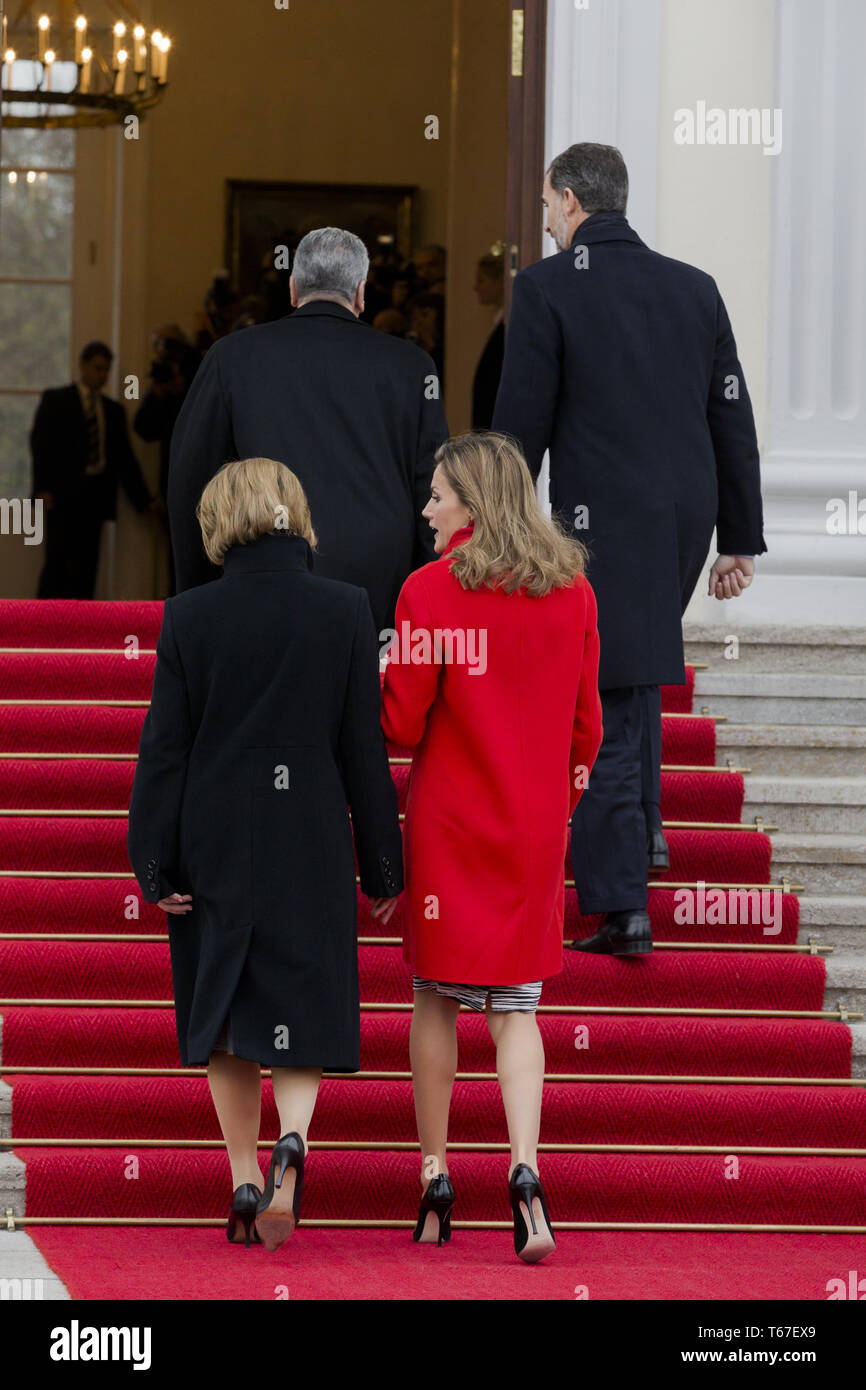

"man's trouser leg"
[570,686,647,915]
[639,684,663,835]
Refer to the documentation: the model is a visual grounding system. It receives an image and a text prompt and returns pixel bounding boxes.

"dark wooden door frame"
[505,0,548,313]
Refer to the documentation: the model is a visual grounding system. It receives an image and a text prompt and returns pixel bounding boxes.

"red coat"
[381,523,603,984]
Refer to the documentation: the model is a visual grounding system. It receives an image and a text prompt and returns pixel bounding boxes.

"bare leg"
[269,1066,323,1155]
[485,1004,545,1177]
[410,990,460,1190]
[207,1052,264,1190]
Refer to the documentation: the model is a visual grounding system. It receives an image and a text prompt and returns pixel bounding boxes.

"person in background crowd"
[134,324,202,595]
[493,142,765,957]
[31,340,159,599]
[407,292,446,393]
[471,251,505,428]
[413,244,447,293]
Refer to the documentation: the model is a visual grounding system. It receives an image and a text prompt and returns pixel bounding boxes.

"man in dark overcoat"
[168,227,449,634]
[493,143,766,953]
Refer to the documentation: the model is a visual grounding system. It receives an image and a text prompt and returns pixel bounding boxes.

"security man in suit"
[31,340,159,598]
[493,143,765,954]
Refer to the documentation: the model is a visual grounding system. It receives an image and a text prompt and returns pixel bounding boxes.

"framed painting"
[225,179,416,297]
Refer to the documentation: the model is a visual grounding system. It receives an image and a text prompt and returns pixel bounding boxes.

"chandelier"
[1,1,172,128]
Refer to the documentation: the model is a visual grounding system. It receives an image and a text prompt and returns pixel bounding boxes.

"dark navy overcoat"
[492,212,766,689]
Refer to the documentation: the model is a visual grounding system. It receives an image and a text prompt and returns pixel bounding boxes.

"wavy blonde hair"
[435,432,587,596]
[196,457,318,566]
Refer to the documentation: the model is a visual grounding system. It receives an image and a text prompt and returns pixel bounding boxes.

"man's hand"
[158,892,193,914]
[369,896,401,925]
[708,554,755,600]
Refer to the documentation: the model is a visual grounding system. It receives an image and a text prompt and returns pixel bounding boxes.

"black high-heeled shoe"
[509,1164,556,1263]
[226,1183,263,1249]
[413,1173,454,1247]
[255,1132,305,1252]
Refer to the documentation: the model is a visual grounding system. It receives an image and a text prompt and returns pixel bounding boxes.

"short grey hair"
[292,227,370,304]
[547,143,628,215]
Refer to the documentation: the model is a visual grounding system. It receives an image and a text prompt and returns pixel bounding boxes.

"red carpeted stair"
[1,598,864,1301]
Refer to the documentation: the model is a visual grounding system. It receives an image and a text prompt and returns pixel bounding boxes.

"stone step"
[771,832,866,896]
[822,953,866,1015]
[693,673,866,726]
[797,896,866,950]
[0,1228,71,1299]
[684,622,866,675]
[743,777,866,835]
[849,1022,866,1079]
[716,724,866,776]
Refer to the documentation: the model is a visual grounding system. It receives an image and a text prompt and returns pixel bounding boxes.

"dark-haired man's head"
[543,143,629,252]
[474,252,505,307]
[414,245,447,290]
[79,341,113,392]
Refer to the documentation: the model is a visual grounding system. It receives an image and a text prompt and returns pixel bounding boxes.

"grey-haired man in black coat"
[493,143,766,954]
[168,227,449,634]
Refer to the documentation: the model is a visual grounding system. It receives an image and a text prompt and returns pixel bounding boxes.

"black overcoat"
[127,531,404,1070]
[492,212,766,689]
[167,300,449,634]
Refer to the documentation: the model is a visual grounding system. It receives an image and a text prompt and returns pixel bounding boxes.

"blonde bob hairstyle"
[196,457,318,567]
[435,432,587,596]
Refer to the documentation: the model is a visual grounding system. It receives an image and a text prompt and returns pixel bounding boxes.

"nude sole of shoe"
[516,1197,556,1264]
[416,1209,449,1244]
[255,1170,298,1252]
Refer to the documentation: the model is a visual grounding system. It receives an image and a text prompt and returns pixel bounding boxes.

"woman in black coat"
[127,457,403,1250]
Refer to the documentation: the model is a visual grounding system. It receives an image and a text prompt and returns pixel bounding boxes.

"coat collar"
[288,299,363,325]
[569,211,645,249]
[440,521,475,559]
[222,531,314,575]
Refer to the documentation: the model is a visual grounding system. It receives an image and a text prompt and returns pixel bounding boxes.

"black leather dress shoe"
[569,909,653,955]
[647,828,670,876]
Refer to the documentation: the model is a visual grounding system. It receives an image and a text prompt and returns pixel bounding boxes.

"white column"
[545,0,662,248]
[539,0,662,508]
[755,0,866,621]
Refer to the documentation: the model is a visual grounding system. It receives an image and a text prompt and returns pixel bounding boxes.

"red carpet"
[1,598,863,1301]
[25,1228,866,1301]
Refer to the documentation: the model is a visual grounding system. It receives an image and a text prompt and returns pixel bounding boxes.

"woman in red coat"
[379,432,603,1262]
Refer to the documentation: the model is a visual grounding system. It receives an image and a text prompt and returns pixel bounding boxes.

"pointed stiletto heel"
[413,1173,455,1247]
[226,1183,263,1249]
[509,1164,556,1264]
[255,1132,305,1252]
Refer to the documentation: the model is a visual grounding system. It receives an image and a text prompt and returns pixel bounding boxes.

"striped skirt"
[412,977,543,1012]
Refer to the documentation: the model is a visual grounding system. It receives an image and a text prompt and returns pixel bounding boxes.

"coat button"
[147,858,156,867]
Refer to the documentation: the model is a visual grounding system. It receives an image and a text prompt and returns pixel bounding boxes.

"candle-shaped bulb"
[115,48,128,94]
[75,16,87,63]
[26,169,37,184]
[133,23,147,73]
[80,46,92,93]
[8,170,18,184]
[3,47,15,65]
[37,14,50,61]
[112,20,126,65]
[158,35,171,83]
